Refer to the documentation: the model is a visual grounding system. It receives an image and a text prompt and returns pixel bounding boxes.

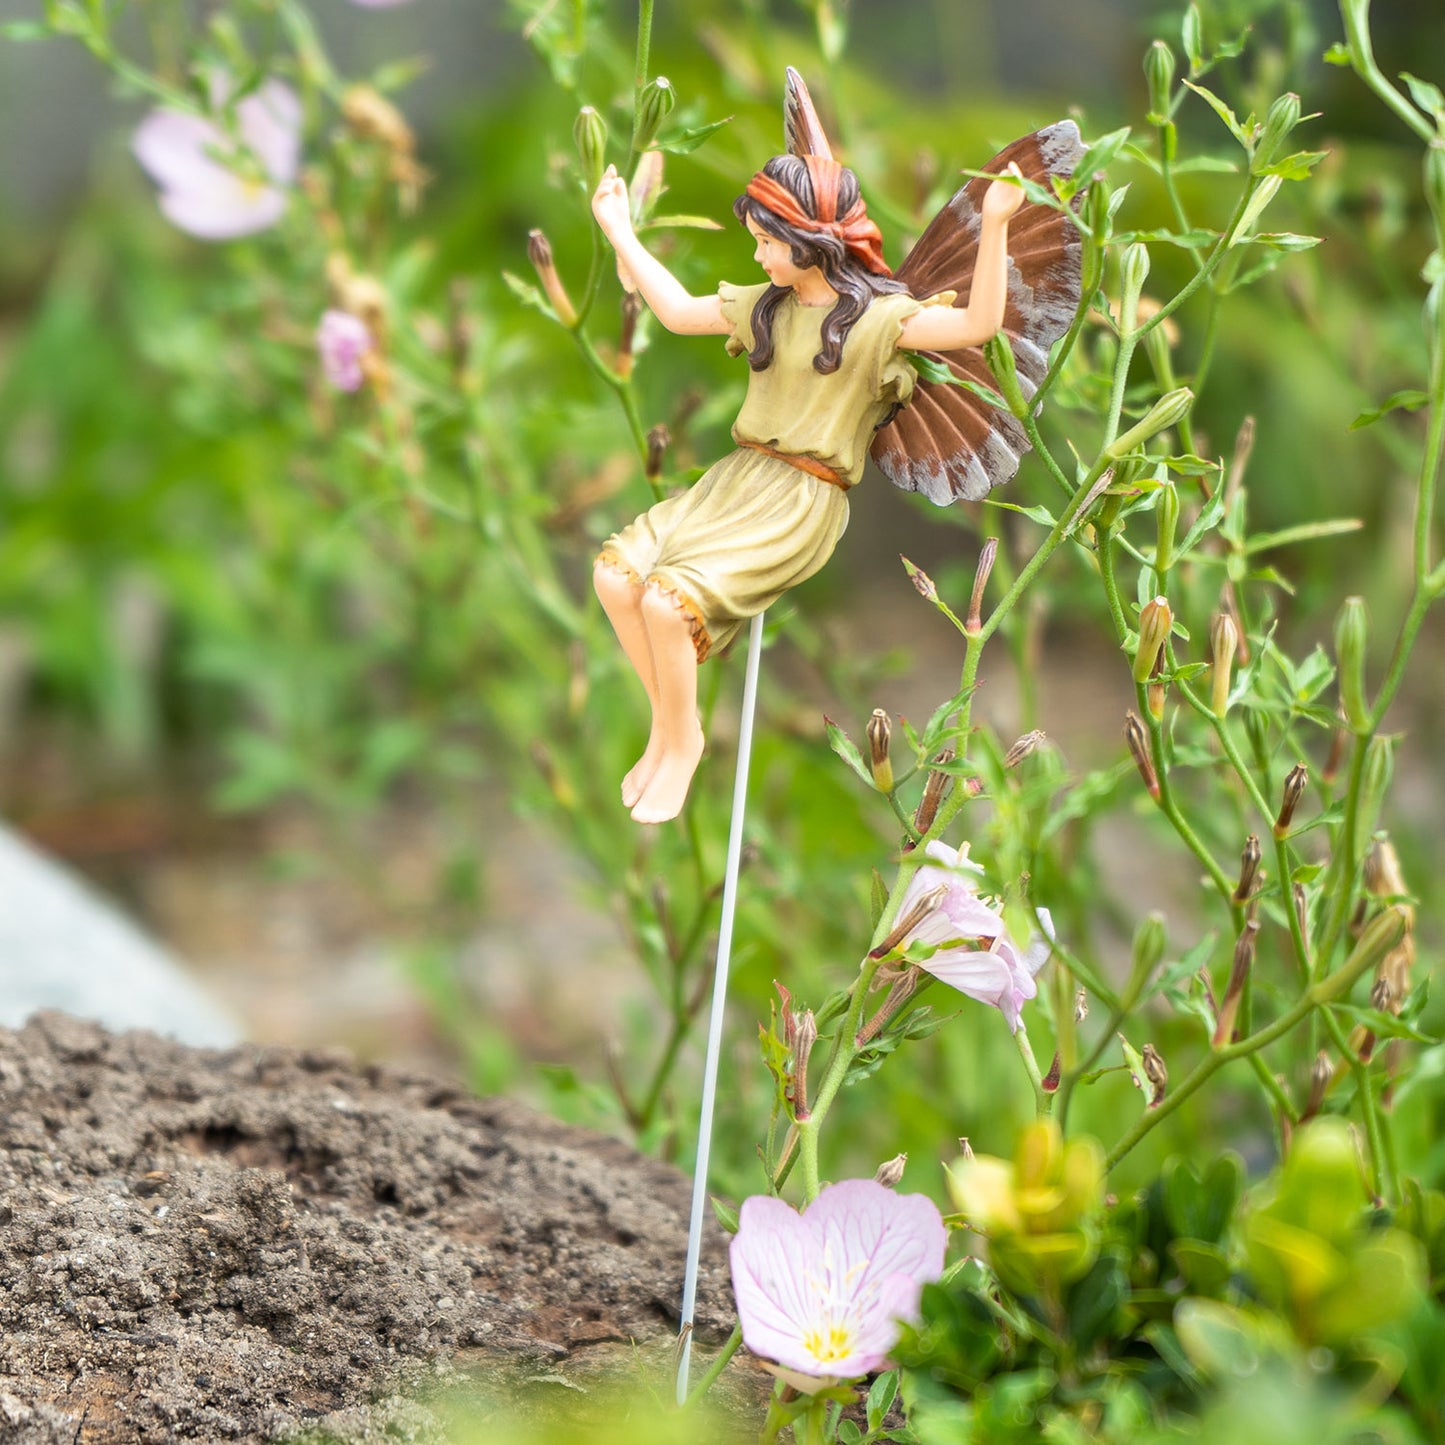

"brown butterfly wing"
[871,122,1084,504]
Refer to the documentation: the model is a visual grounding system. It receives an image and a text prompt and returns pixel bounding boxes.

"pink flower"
[729,1179,946,1385]
[132,80,302,240]
[898,841,1053,1032]
[316,310,375,392]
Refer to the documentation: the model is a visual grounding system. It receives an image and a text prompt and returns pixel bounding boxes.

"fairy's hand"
[591,165,633,243]
[982,163,1027,224]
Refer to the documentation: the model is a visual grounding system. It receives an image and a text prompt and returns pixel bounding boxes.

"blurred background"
[0,0,1442,1199]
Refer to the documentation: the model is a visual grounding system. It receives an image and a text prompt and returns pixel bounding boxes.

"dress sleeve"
[718,281,770,359]
[872,291,928,410]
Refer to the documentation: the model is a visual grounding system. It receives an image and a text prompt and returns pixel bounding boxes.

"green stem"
[627,0,656,170]
[685,1324,744,1407]
[1013,1023,1051,1115]
[1318,1004,1394,1202]
[1106,920,1392,1171]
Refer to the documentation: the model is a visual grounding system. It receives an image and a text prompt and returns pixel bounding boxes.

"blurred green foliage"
[3,0,1445,1437]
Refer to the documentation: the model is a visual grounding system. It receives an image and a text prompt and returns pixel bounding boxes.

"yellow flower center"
[801,1323,855,1364]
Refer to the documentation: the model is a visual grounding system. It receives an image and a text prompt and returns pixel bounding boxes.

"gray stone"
[0,826,239,1045]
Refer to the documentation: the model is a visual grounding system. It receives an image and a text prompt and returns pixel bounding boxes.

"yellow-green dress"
[598,281,923,660]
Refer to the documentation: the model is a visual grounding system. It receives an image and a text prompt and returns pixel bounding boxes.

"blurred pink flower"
[898,841,1053,1032]
[317,310,374,392]
[132,80,302,240]
[729,1179,945,1385]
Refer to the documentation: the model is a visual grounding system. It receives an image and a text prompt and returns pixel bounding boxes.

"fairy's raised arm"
[592,166,729,337]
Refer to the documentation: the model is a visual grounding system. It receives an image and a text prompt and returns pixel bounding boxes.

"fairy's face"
[746,215,814,290]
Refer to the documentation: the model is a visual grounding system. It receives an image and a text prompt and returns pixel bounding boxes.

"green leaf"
[0,19,50,39]
[1323,41,1352,66]
[1174,1298,1262,1378]
[1170,1238,1233,1294]
[710,1196,740,1234]
[1183,80,1250,147]
[1182,4,1204,72]
[1117,227,1218,249]
[984,499,1057,526]
[1066,1253,1127,1349]
[655,115,733,154]
[1401,72,1445,123]
[1248,231,1323,251]
[825,717,875,789]
[1255,149,1330,181]
[1119,1034,1150,1111]
[1243,517,1364,552]
[1334,1005,1439,1045]
[866,1369,900,1431]
[1075,126,1133,183]
[501,269,553,317]
[640,213,725,231]
[1350,389,1431,430]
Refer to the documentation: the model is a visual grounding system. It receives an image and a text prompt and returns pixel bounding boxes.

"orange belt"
[741,440,850,490]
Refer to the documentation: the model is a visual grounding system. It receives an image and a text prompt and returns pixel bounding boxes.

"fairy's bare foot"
[630,726,706,825]
[621,731,664,808]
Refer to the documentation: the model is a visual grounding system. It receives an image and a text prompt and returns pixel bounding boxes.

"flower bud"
[1145,40,1176,123]
[1107,388,1194,458]
[967,537,998,634]
[629,148,665,221]
[1155,481,1180,576]
[1364,838,1408,899]
[1334,595,1370,732]
[1004,730,1046,769]
[1042,1051,1062,1093]
[1234,833,1261,903]
[1252,91,1301,175]
[1120,242,1151,329]
[1124,711,1159,799]
[527,229,579,327]
[1303,1049,1332,1120]
[985,331,1025,415]
[1147,675,1166,721]
[1212,917,1258,1046]
[866,709,894,793]
[645,424,670,481]
[791,1008,817,1119]
[1127,912,1167,1003]
[874,1153,908,1189]
[1274,762,1308,838]
[573,105,609,191]
[1210,611,1238,716]
[1133,596,1173,683]
[617,290,641,379]
[1426,142,1445,234]
[901,555,938,603]
[1293,881,1312,959]
[1141,1043,1168,1107]
[633,75,676,152]
[913,749,955,835]
[1355,734,1394,854]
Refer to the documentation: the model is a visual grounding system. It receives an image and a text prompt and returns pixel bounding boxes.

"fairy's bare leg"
[593,559,667,806]
[631,582,705,825]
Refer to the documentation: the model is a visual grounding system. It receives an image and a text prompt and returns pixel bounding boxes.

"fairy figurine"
[591,71,1082,823]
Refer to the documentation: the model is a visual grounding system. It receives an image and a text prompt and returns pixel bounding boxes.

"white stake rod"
[675,610,765,1404]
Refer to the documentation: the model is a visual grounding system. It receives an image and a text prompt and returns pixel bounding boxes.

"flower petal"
[132,109,233,192]
[158,180,288,240]
[237,79,303,184]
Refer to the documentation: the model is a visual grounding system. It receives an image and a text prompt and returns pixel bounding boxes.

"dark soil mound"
[0,1013,733,1443]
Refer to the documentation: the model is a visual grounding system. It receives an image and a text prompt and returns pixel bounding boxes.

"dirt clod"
[0,1013,733,1443]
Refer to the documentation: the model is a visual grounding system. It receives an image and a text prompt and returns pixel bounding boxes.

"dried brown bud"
[1074,987,1089,1024]
[1141,1043,1168,1106]
[1274,763,1308,837]
[967,538,998,635]
[341,85,415,155]
[958,1137,974,1161]
[856,969,921,1049]
[1124,711,1160,800]
[1323,717,1348,785]
[527,228,579,327]
[1004,730,1046,770]
[871,885,946,961]
[617,290,641,380]
[1233,834,1261,903]
[873,1153,908,1189]
[645,424,670,481]
[1147,676,1167,721]
[1212,918,1258,1047]
[1293,882,1311,959]
[791,1008,818,1120]
[1364,839,1408,899]
[913,748,955,835]
[902,556,938,603]
[1302,1049,1333,1120]
[866,709,894,793]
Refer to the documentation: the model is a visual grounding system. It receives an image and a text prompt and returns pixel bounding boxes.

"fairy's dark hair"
[733,154,908,375]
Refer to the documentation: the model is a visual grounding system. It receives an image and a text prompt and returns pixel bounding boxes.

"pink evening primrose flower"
[729,1179,946,1386]
[898,840,1054,1033]
[316,310,375,393]
[132,79,302,240]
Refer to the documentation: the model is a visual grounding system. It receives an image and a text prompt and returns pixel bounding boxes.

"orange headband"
[744,155,892,277]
